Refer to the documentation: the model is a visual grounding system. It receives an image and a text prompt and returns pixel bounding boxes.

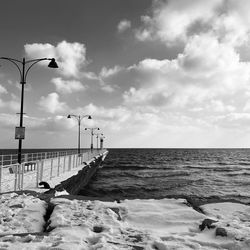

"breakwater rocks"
[0,193,250,249]
[47,150,108,196]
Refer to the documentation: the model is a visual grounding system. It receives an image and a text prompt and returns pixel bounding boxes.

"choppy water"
[81,148,250,203]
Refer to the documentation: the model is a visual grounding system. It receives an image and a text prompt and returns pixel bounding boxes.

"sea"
[1,148,250,204]
[80,148,250,204]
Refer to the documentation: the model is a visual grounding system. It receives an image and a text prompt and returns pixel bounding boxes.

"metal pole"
[91,129,93,152]
[18,58,25,164]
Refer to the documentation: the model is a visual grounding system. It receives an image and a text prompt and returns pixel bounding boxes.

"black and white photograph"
[0,0,250,249]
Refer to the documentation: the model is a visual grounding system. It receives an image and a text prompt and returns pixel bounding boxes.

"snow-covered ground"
[0,193,249,249]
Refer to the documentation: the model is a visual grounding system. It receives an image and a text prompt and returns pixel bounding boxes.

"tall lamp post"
[84,127,100,151]
[67,114,92,156]
[0,57,58,164]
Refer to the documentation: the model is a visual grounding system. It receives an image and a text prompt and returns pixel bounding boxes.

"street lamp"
[0,57,58,164]
[95,133,101,149]
[67,114,92,156]
[84,127,100,151]
[100,134,105,149]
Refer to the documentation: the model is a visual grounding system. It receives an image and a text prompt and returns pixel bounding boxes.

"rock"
[93,225,103,233]
[199,218,218,231]
[10,204,23,208]
[216,227,227,237]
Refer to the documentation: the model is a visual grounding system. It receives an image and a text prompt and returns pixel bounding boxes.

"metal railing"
[0,149,106,193]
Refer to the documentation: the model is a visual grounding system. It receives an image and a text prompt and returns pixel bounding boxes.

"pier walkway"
[0,149,108,193]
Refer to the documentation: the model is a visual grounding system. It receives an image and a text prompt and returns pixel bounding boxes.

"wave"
[226,171,250,176]
[125,171,191,179]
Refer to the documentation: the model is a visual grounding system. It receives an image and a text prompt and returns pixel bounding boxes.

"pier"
[0,149,108,193]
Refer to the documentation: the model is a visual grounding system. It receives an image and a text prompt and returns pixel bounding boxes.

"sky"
[1,0,250,148]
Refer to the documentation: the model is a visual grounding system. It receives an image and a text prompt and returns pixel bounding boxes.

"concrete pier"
[0,149,108,193]
[53,150,108,194]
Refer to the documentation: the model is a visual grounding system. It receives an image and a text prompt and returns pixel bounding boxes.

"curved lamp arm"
[24,58,49,82]
[0,57,22,81]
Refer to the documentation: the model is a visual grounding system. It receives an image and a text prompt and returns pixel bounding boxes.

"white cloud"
[0,93,20,112]
[25,41,87,78]
[100,66,122,78]
[0,84,7,94]
[98,66,123,93]
[117,19,131,33]
[136,0,222,43]
[51,77,86,94]
[8,94,20,112]
[100,82,115,93]
[135,0,250,48]
[38,92,68,114]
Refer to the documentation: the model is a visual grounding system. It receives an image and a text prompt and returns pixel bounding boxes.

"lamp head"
[48,58,59,68]
[67,115,71,119]
[88,115,92,119]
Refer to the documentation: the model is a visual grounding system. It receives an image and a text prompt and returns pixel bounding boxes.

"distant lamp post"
[95,133,101,150]
[84,127,100,151]
[100,134,105,149]
[0,57,58,164]
[67,114,92,156]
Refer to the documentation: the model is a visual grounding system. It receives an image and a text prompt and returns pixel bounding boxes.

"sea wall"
[53,150,108,195]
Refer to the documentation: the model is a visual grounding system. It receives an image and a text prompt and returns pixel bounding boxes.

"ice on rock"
[0,194,250,249]
[0,193,47,235]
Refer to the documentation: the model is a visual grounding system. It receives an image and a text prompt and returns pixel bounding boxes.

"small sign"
[15,127,25,140]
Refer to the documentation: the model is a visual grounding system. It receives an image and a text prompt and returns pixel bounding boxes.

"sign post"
[15,127,25,140]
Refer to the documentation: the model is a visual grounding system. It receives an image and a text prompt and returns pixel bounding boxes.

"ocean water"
[81,148,250,204]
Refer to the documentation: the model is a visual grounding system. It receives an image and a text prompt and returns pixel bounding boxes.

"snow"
[0,193,46,235]
[0,193,249,249]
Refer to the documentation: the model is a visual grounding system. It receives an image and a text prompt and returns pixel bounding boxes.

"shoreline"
[0,190,250,249]
[2,189,249,213]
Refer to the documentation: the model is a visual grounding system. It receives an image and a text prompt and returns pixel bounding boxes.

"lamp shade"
[48,58,58,68]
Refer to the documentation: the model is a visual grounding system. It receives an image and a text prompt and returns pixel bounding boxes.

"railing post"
[68,155,71,171]
[36,161,40,188]
[40,160,44,181]
[57,154,60,176]
[21,163,24,190]
[72,155,74,169]
[17,164,21,190]
[50,158,53,179]
[0,155,3,193]
[14,165,18,191]
[63,156,66,173]
[0,165,2,193]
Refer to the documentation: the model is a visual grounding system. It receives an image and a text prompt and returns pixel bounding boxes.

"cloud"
[135,0,250,48]
[136,0,221,43]
[117,19,131,33]
[38,92,68,114]
[100,66,123,78]
[0,84,7,94]
[25,41,87,78]
[0,92,20,112]
[125,0,250,117]
[51,77,86,94]
[124,33,250,110]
